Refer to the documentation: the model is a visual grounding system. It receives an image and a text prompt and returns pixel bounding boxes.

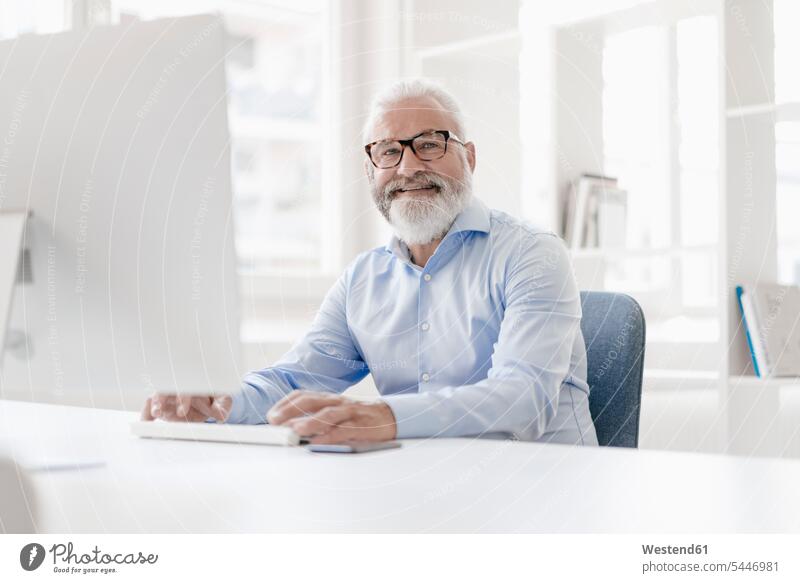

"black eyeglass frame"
[364,129,464,169]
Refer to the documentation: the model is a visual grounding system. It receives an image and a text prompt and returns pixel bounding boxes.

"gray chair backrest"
[579,291,646,448]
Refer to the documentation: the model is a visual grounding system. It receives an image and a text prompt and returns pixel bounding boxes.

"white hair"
[361,79,467,145]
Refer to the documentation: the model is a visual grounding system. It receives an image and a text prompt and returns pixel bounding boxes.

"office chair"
[579,291,646,448]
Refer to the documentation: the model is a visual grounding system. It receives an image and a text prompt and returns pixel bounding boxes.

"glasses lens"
[371,141,403,168]
[412,132,447,160]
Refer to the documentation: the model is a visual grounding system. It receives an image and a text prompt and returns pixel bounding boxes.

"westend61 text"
[642,544,708,555]
[49,542,158,565]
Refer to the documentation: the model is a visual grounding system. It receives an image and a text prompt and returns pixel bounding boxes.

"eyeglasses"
[364,130,463,169]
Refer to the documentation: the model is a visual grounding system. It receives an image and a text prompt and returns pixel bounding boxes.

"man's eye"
[418,141,442,150]
[380,148,401,156]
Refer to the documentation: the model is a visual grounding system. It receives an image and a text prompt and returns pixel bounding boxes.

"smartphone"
[306,441,402,454]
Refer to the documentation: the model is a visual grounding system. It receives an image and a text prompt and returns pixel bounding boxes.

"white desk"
[1,399,799,533]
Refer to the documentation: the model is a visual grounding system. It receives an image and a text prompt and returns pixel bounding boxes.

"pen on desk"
[24,461,107,473]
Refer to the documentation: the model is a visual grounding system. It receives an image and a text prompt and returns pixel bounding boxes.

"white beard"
[389,190,471,245]
[376,167,473,246]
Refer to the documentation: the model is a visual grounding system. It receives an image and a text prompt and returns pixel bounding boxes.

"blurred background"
[1,0,798,458]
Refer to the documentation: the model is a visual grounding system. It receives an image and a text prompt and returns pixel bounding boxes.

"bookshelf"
[523,0,796,457]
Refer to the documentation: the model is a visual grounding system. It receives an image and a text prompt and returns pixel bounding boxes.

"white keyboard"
[130,420,300,446]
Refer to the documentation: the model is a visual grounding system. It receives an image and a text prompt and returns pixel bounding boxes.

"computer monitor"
[0,14,242,409]
[0,212,27,357]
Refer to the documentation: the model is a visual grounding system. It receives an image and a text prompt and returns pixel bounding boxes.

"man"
[142,79,598,447]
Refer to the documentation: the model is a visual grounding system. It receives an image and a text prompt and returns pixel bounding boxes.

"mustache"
[381,172,449,199]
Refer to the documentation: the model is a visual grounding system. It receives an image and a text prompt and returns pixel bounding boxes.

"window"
[112,0,330,276]
[0,0,67,38]
[774,0,800,104]
[774,0,800,285]
[603,27,671,254]
[601,16,718,313]
[675,16,718,309]
[776,122,800,284]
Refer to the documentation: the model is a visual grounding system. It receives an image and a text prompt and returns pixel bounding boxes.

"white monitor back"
[0,212,27,356]
[0,15,242,408]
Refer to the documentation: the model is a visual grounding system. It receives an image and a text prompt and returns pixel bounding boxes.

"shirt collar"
[384,196,490,260]
[447,195,491,236]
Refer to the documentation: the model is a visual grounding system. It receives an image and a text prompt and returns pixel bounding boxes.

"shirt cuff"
[382,393,443,439]
[204,391,252,424]
[225,389,257,424]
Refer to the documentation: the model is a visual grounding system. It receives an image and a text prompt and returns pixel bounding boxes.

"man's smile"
[393,185,440,197]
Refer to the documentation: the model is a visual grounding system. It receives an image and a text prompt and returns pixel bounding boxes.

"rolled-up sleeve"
[226,268,369,425]
[383,233,581,440]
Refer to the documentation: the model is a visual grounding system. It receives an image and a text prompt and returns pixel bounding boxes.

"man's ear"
[464,142,476,173]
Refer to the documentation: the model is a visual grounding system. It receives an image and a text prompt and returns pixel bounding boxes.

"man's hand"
[141,393,232,423]
[267,391,397,444]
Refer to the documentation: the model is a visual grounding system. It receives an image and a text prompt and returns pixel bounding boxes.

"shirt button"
[421,372,430,382]
[423,273,431,281]
[421,321,430,331]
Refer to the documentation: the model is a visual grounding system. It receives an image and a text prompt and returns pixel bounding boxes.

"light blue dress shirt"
[228,196,598,445]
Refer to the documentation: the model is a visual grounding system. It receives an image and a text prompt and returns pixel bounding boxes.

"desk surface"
[1,399,799,533]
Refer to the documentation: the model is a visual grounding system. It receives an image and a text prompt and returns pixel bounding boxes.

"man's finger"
[152,394,177,418]
[268,392,345,425]
[160,407,209,423]
[187,408,210,422]
[269,390,338,416]
[308,424,364,445]
[141,397,155,421]
[147,394,230,423]
[151,395,166,419]
[286,405,354,437]
[176,394,193,418]
[210,395,232,422]
[189,397,216,419]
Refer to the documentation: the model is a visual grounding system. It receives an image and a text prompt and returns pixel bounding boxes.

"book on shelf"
[736,283,800,378]
[562,174,628,250]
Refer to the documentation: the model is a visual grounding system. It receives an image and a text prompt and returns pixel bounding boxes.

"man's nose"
[395,146,427,177]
